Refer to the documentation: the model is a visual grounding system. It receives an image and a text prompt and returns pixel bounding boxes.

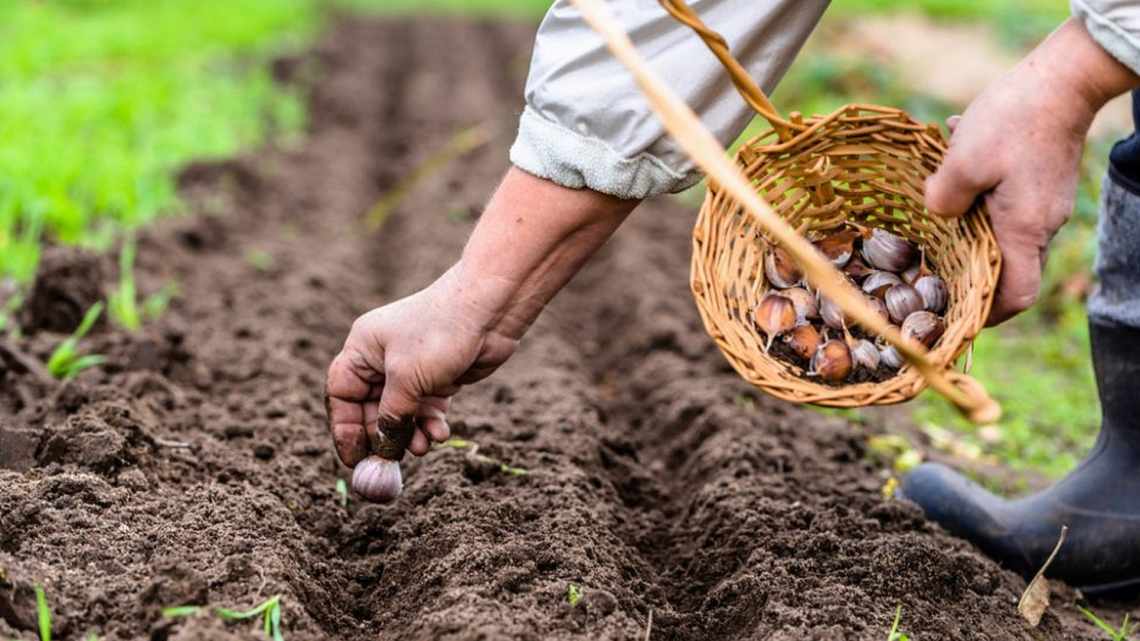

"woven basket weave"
[661,0,1003,408]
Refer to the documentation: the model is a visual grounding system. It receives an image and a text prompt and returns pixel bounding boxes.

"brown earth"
[0,16,1128,641]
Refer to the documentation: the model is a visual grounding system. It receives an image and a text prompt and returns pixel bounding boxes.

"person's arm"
[326,168,634,466]
[512,0,827,200]
[925,16,1140,325]
[326,0,828,475]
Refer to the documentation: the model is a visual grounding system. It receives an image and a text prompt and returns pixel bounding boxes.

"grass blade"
[34,585,51,641]
[161,605,203,619]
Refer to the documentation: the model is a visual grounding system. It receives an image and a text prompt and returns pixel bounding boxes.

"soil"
[0,16,1128,641]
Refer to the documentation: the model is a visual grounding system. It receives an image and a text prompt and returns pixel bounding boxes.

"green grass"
[1080,607,1137,641]
[886,605,910,641]
[164,595,285,640]
[0,0,316,281]
[35,585,51,641]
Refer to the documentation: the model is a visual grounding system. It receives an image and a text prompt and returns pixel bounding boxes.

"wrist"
[1031,19,1139,131]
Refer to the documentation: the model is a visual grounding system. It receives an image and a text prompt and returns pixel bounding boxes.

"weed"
[35,585,50,641]
[46,302,105,380]
[108,238,178,331]
[566,583,583,607]
[164,596,285,640]
[886,605,909,641]
[1079,607,1137,641]
[437,438,528,476]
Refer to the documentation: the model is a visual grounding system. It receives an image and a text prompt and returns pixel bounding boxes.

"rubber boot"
[900,320,1140,595]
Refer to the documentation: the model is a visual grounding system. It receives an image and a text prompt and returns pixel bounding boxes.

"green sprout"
[245,249,275,272]
[887,605,909,641]
[437,438,528,476]
[46,302,105,380]
[35,585,51,641]
[108,238,177,331]
[335,478,348,508]
[165,596,284,641]
[566,583,583,608]
[1079,607,1136,641]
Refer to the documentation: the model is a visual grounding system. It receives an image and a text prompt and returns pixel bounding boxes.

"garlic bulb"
[755,293,797,351]
[352,455,403,503]
[862,270,902,300]
[782,287,818,321]
[862,228,917,272]
[884,283,923,324]
[914,275,948,314]
[879,344,904,370]
[901,310,945,348]
[810,339,852,383]
[764,246,803,289]
[849,338,880,371]
[784,323,821,360]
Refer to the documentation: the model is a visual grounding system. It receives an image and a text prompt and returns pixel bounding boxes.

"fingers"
[986,233,1044,327]
[417,396,452,443]
[925,117,999,218]
[326,350,383,467]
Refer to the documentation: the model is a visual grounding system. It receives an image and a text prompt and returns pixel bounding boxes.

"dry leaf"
[1018,526,1068,627]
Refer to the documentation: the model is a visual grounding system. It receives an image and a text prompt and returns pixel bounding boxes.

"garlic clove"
[764,245,804,289]
[782,286,818,321]
[901,310,946,348]
[914,275,948,314]
[352,455,404,503]
[849,338,880,371]
[809,339,852,383]
[754,293,797,351]
[862,270,903,300]
[866,295,890,326]
[879,344,904,370]
[783,323,821,360]
[884,283,923,324]
[861,228,917,272]
[843,255,874,281]
[818,295,849,330]
[814,228,858,268]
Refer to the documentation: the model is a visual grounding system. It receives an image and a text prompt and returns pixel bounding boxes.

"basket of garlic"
[567,0,1002,421]
[653,0,1001,411]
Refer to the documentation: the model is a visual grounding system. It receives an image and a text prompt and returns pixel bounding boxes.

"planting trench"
[0,16,1121,641]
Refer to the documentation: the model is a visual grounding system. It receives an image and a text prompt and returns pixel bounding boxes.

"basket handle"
[658,0,795,141]
[568,0,1001,424]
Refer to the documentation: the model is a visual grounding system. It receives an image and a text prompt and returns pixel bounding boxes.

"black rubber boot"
[900,320,1140,595]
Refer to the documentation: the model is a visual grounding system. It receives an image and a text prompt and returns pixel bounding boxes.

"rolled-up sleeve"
[1072,0,1140,76]
[509,0,829,200]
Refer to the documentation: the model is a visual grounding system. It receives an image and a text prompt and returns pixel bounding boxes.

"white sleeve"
[509,0,829,200]
[1072,0,1140,76]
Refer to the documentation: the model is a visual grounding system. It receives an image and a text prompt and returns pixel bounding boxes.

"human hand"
[325,168,636,500]
[325,266,518,467]
[924,19,1138,325]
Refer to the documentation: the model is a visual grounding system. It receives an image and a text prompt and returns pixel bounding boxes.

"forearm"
[452,167,638,339]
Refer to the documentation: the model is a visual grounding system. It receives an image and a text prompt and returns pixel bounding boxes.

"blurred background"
[0,0,1119,486]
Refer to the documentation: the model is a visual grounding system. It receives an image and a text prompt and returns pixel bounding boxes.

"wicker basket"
[658,0,1003,409]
